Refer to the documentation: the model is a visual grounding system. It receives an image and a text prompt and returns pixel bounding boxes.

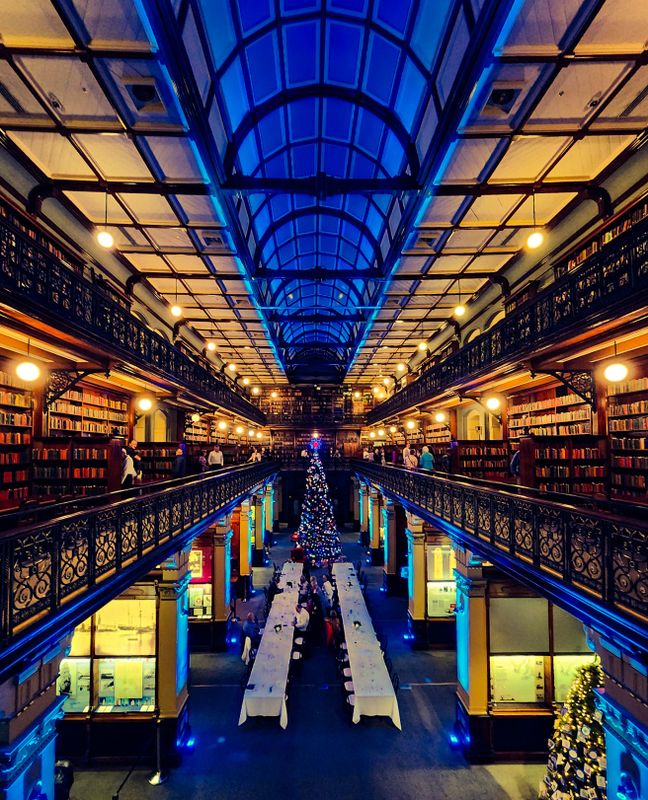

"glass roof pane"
[245,32,280,103]
[325,21,363,86]
[363,33,400,104]
[220,56,249,129]
[284,22,319,85]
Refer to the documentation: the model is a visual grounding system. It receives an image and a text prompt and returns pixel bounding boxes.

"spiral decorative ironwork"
[353,461,648,634]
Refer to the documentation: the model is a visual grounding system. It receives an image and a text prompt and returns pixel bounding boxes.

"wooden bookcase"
[458,441,509,481]
[32,437,123,498]
[47,385,128,438]
[608,375,648,503]
[0,367,33,508]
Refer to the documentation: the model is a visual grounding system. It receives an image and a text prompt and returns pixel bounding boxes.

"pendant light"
[453,278,466,318]
[96,192,114,249]
[603,341,629,383]
[526,192,544,249]
[16,338,41,382]
[170,277,183,318]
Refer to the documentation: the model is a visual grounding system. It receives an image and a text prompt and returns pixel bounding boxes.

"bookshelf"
[608,376,648,503]
[554,197,648,279]
[47,385,128,438]
[458,441,509,481]
[0,368,33,508]
[532,438,606,495]
[32,437,123,498]
[507,387,595,439]
[138,443,178,481]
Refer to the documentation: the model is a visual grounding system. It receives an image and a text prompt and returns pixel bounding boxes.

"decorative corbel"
[528,366,597,411]
[45,367,110,411]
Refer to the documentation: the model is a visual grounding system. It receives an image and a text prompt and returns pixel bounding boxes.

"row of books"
[0,390,30,408]
[0,411,31,426]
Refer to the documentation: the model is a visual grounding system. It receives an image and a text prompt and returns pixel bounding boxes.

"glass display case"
[426,543,456,618]
[57,594,158,714]
[490,655,546,705]
[188,544,213,619]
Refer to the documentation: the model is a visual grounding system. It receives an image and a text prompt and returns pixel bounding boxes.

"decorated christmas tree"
[297,445,342,565]
[539,661,606,800]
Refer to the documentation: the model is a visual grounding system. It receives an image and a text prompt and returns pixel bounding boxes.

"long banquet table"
[332,562,401,729]
[238,561,303,728]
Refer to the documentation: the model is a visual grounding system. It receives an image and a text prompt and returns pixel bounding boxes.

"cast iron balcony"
[0,461,278,680]
[368,215,648,424]
[353,460,648,653]
[0,199,265,426]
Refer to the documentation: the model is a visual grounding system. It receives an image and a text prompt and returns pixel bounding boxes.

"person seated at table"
[267,574,283,603]
[293,603,310,632]
[330,610,344,648]
[321,575,335,607]
[324,613,334,648]
[308,584,324,642]
[298,576,311,604]
[242,612,261,649]
[291,544,305,563]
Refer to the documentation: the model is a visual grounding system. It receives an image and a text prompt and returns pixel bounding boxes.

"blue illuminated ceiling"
[3,0,646,385]
[193,0,457,381]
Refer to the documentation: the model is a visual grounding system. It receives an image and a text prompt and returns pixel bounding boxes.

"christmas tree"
[539,661,606,800]
[297,445,342,565]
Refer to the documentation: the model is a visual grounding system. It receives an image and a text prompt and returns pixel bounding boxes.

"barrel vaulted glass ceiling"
[1,0,647,383]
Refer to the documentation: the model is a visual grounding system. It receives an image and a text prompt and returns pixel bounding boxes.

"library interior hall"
[0,1,647,799]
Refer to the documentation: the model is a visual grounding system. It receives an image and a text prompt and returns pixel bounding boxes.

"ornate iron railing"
[0,201,265,425]
[368,215,648,423]
[353,461,648,647]
[0,461,277,677]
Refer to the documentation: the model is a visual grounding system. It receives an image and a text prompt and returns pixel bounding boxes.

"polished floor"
[70,530,544,800]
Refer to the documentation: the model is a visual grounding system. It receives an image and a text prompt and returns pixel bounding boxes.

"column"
[405,513,426,647]
[358,482,369,546]
[274,478,283,528]
[251,493,265,567]
[0,636,71,800]
[238,498,252,599]
[452,546,489,760]
[351,477,360,528]
[156,548,192,768]
[264,483,275,546]
[212,517,233,651]
[382,498,398,593]
[368,486,383,565]
[588,630,648,800]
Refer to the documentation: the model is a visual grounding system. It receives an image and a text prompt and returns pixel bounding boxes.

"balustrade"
[0,201,265,425]
[0,461,277,677]
[353,461,648,650]
[368,215,648,423]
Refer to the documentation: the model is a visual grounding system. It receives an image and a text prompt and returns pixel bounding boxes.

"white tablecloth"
[333,563,402,730]
[238,561,303,728]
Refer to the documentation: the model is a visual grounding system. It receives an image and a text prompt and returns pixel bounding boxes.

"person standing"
[419,445,434,471]
[171,447,186,478]
[405,447,418,469]
[198,451,208,472]
[402,440,411,466]
[121,448,137,488]
[208,443,224,469]
[126,438,142,479]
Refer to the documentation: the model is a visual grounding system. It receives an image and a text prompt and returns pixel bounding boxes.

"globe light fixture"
[16,359,40,382]
[191,412,201,423]
[96,192,114,248]
[256,431,262,439]
[170,304,183,318]
[353,390,361,399]
[604,362,629,383]
[453,303,466,318]
[242,377,250,386]
[218,420,227,431]
[369,431,376,439]
[235,425,244,435]
[252,386,260,395]
[137,397,154,413]
[526,192,544,250]
[418,341,428,351]
[406,420,416,430]
[372,386,380,394]
[434,412,447,423]
[396,363,406,372]
[389,425,397,434]
[485,396,501,412]
[271,390,278,398]
[378,428,385,437]
[248,429,255,437]
[207,341,217,352]
[228,363,236,372]
[96,229,114,249]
